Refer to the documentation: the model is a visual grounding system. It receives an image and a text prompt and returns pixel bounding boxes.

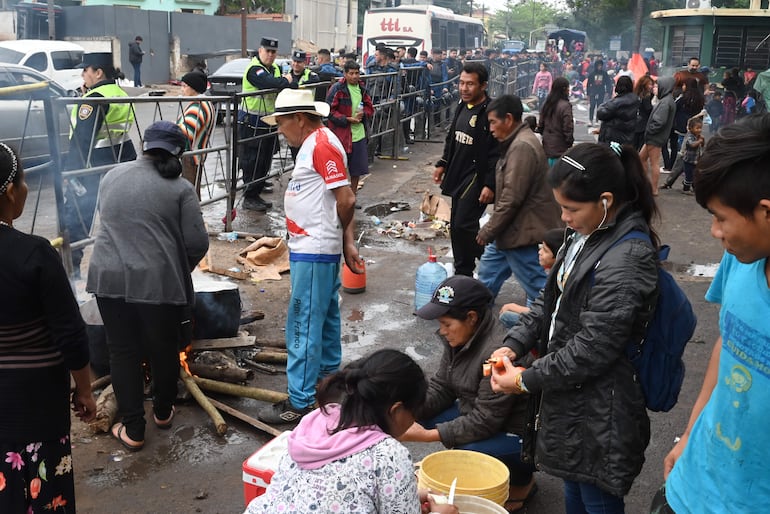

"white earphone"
[602,198,608,210]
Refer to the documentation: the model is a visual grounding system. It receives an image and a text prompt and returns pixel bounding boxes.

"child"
[499,228,563,328]
[681,116,704,194]
[652,113,770,514]
[523,115,537,132]
[705,90,723,134]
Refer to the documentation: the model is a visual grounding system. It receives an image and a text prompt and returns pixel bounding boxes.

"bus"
[361,5,484,63]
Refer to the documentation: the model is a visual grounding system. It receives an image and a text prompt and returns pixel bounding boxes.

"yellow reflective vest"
[241,57,281,114]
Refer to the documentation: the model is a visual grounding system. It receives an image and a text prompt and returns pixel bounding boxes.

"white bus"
[361,5,484,62]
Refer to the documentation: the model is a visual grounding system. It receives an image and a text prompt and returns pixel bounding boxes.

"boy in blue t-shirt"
[650,113,770,513]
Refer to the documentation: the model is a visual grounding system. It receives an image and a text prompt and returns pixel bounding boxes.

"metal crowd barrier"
[9,61,553,278]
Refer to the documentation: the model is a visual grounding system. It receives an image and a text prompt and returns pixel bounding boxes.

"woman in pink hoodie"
[244,349,459,514]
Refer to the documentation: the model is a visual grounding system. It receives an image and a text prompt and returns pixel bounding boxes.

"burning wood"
[251,349,288,365]
[178,346,227,436]
[179,369,228,436]
[193,376,288,404]
[207,398,283,437]
[188,362,253,383]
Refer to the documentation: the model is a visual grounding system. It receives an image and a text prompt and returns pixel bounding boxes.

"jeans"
[285,260,342,409]
[477,242,546,303]
[499,310,520,329]
[133,62,142,87]
[421,404,535,486]
[564,480,625,514]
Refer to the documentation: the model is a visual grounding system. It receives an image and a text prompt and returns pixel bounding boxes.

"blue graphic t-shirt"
[666,252,770,513]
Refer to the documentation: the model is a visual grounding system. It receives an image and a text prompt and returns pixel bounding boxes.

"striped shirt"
[177,99,214,166]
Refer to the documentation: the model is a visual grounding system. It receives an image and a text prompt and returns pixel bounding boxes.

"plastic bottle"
[415,249,448,312]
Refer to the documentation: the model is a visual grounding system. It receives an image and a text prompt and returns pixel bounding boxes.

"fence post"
[43,94,73,275]
[227,95,238,232]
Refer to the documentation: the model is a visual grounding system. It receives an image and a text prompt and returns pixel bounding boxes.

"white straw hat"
[262,89,330,125]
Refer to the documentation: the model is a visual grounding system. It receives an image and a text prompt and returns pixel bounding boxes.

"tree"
[487,0,569,44]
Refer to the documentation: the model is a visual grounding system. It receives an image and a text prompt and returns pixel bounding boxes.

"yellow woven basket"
[417,450,510,507]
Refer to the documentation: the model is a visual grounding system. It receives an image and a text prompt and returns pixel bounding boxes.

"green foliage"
[488,0,570,44]
[219,0,284,15]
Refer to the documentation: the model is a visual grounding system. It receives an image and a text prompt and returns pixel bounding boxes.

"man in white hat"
[258,89,364,424]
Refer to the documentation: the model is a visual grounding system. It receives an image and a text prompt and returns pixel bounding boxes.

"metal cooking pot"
[192,280,242,340]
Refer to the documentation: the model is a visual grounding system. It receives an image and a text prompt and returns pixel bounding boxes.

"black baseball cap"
[143,120,187,155]
[415,275,493,320]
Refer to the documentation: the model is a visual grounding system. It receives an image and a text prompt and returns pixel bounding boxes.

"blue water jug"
[415,252,448,312]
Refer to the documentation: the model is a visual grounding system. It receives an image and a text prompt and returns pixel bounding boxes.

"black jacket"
[438,95,499,198]
[504,208,657,497]
[597,92,640,145]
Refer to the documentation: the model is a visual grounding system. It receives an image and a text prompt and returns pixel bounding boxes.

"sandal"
[504,482,538,513]
[153,406,175,430]
[111,422,144,452]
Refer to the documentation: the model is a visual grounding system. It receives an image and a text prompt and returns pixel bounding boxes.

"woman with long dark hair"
[633,75,655,151]
[663,78,705,171]
[87,121,209,452]
[537,77,574,166]
[244,349,458,514]
[0,143,96,512]
[491,143,659,514]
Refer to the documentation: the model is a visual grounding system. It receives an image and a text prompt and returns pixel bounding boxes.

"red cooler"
[242,431,290,505]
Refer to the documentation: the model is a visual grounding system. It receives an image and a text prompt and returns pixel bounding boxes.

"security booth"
[14,1,64,40]
[651,4,770,70]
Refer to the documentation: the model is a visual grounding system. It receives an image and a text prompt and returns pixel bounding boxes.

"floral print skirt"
[0,435,75,513]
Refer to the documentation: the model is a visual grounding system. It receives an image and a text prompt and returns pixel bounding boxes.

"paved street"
[67,96,725,513]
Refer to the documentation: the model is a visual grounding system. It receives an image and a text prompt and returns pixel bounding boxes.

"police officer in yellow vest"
[239,37,298,212]
[65,52,136,277]
[287,51,320,85]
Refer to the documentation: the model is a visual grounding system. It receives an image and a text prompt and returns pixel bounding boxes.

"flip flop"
[111,422,144,452]
[153,406,175,430]
[505,482,539,513]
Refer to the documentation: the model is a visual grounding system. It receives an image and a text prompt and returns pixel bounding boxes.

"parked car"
[0,63,75,168]
[0,40,84,92]
[206,57,291,122]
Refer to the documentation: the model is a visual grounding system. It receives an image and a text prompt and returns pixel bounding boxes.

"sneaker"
[257,399,313,424]
[262,185,274,194]
[660,167,672,174]
[681,189,695,196]
[661,183,672,190]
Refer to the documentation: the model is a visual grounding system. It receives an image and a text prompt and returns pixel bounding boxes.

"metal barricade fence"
[17,62,551,279]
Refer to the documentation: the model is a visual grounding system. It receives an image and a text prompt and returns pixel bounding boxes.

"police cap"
[77,52,114,70]
[292,50,306,62]
[260,37,279,50]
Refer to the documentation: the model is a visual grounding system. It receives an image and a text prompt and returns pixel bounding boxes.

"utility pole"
[241,0,248,58]
[47,0,55,39]
[633,0,645,54]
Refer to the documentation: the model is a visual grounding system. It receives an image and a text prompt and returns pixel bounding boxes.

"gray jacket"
[87,156,209,305]
[477,124,562,249]
[416,309,529,448]
[644,77,676,147]
[504,208,657,497]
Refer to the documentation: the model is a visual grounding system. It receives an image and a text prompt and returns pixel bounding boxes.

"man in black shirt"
[433,62,499,276]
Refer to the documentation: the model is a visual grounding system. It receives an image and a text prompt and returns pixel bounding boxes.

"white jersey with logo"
[284,127,349,261]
